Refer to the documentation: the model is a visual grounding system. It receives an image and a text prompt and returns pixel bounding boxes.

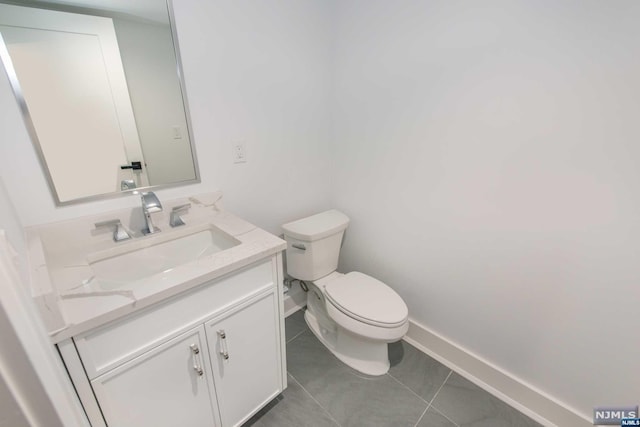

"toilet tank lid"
[282,209,350,241]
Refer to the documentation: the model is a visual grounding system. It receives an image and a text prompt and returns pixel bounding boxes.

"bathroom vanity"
[3,2,288,424]
[27,193,287,427]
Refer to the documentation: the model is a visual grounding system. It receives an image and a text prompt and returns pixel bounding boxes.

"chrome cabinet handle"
[292,243,306,251]
[217,330,230,360]
[190,343,204,377]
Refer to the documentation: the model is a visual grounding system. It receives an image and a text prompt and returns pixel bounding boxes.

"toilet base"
[304,309,390,376]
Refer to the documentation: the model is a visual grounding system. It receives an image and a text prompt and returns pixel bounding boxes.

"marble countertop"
[26,192,286,343]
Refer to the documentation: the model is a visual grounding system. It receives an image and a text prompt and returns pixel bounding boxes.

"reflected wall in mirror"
[0,0,199,205]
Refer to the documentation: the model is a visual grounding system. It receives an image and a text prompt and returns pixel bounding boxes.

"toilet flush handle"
[292,243,306,251]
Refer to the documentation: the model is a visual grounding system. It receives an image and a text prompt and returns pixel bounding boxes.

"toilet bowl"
[282,210,409,376]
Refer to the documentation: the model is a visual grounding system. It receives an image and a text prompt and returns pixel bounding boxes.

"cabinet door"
[91,325,220,427]
[206,291,282,427]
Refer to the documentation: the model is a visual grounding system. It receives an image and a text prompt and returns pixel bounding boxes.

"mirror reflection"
[0,0,199,205]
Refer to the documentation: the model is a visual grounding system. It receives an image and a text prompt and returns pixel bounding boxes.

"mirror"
[0,0,199,205]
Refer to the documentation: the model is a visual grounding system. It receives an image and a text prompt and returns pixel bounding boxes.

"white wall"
[332,0,640,418]
[0,304,64,427]
[0,375,30,427]
[171,0,334,233]
[0,148,42,427]
[0,181,31,427]
[0,163,83,427]
[0,0,334,233]
[0,178,27,284]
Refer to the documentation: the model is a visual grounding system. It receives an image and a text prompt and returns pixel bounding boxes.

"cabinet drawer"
[75,259,274,379]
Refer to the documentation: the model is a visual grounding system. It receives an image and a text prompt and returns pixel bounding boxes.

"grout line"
[384,373,433,427]
[286,328,307,343]
[428,370,462,427]
[385,372,430,405]
[429,370,452,406]
[385,369,457,427]
[428,405,461,427]
[287,374,342,427]
[413,404,430,427]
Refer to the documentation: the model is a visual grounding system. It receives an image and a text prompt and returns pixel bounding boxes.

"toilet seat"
[324,272,408,328]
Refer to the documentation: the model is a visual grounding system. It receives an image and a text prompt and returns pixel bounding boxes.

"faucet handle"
[170,203,191,227]
[95,219,131,242]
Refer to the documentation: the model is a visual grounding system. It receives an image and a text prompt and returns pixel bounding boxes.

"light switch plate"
[233,142,247,163]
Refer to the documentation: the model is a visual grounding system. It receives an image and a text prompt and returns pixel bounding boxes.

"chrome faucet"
[141,192,162,235]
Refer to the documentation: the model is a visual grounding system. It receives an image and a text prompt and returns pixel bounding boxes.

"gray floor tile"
[243,374,338,427]
[288,330,427,427]
[416,407,457,427]
[277,308,539,427]
[285,309,308,342]
[431,373,542,427]
[286,330,347,386]
[388,341,452,403]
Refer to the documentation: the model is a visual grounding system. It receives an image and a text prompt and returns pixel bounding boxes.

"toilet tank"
[282,210,350,281]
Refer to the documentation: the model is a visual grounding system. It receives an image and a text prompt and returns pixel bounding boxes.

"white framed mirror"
[0,0,199,205]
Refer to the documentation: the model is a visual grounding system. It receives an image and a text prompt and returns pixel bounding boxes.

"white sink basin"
[87,225,240,288]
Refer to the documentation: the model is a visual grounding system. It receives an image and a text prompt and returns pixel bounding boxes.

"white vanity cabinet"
[91,325,219,427]
[58,256,286,427]
[206,292,281,427]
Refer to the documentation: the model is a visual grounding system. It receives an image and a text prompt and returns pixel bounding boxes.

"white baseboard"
[404,319,592,427]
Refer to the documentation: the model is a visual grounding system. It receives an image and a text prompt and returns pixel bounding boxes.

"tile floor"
[245,309,542,427]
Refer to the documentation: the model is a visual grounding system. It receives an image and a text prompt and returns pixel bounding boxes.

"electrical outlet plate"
[232,142,247,163]
[172,126,182,139]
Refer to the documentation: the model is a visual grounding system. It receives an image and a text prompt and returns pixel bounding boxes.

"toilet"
[282,209,409,376]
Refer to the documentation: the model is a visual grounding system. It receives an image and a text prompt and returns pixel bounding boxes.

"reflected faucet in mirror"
[120,180,137,191]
